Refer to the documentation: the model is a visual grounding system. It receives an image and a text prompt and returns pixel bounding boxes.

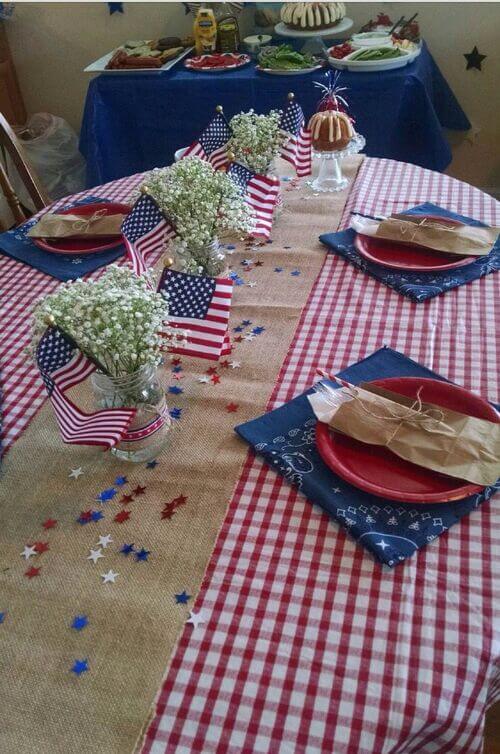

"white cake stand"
[275,18,354,56]
[309,133,365,193]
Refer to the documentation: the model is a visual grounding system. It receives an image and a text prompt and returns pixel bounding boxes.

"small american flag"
[121,193,175,276]
[36,328,135,448]
[280,99,312,178]
[227,162,279,239]
[182,113,231,171]
[158,269,233,361]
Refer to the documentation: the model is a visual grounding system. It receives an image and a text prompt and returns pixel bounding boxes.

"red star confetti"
[33,542,50,554]
[133,485,146,496]
[206,366,218,375]
[171,358,182,366]
[42,518,57,530]
[254,260,264,267]
[79,510,93,523]
[25,566,41,579]
[171,495,187,507]
[114,510,131,524]
[234,335,243,343]
[226,403,239,413]
[219,360,230,369]
[211,374,221,385]
[120,494,134,505]
[161,509,176,520]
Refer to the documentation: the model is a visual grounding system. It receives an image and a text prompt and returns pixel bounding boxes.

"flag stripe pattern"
[280,99,312,178]
[121,193,175,275]
[182,113,231,171]
[36,328,135,448]
[158,269,233,361]
[227,162,279,239]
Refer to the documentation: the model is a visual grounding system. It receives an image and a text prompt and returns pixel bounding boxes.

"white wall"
[5,1,500,193]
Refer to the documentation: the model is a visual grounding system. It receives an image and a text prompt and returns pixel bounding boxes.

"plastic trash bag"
[8,113,86,209]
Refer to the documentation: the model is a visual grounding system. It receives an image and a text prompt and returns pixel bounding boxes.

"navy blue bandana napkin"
[235,347,499,567]
[0,196,125,281]
[319,203,500,303]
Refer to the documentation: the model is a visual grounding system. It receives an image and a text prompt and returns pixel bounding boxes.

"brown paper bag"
[351,213,499,257]
[27,211,127,239]
[308,381,500,486]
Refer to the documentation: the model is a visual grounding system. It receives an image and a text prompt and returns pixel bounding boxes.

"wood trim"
[0,20,26,124]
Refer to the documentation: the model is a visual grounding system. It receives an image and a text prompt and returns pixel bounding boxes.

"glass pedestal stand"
[309,134,365,193]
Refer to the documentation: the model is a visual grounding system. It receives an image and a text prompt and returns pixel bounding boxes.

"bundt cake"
[308,110,355,152]
[280,2,346,30]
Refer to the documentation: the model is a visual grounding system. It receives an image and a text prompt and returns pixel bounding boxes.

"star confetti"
[169,407,183,420]
[274,267,283,272]
[114,510,131,524]
[252,326,265,335]
[146,460,158,469]
[0,612,5,625]
[87,548,104,564]
[120,494,134,505]
[69,467,84,480]
[241,320,252,326]
[97,535,113,549]
[120,543,135,556]
[25,566,40,579]
[247,281,257,288]
[101,570,118,584]
[161,508,176,520]
[78,510,93,524]
[186,609,206,629]
[171,372,184,381]
[233,325,244,333]
[172,365,183,373]
[198,375,210,384]
[229,361,241,369]
[135,548,150,562]
[175,591,191,604]
[115,476,127,486]
[133,485,146,496]
[243,334,255,342]
[291,270,301,276]
[71,615,89,631]
[168,385,183,395]
[33,542,49,554]
[219,360,230,368]
[91,511,104,522]
[233,335,243,343]
[42,518,58,530]
[206,366,218,375]
[71,659,89,676]
[226,403,239,413]
[97,488,117,503]
[21,545,38,560]
[171,357,182,366]
[161,494,188,521]
[171,495,187,506]
[211,374,220,385]
[254,260,264,267]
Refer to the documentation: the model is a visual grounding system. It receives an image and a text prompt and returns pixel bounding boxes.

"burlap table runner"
[0,156,363,754]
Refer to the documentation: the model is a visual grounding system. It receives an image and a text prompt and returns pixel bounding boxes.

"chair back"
[0,111,48,226]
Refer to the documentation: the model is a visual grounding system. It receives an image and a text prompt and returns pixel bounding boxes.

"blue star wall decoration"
[107,2,123,15]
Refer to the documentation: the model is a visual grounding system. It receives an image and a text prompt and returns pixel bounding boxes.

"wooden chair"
[0,111,49,228]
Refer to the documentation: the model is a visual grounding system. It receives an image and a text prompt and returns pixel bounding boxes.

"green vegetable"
[350,46,403,62]
[258,44,316,70]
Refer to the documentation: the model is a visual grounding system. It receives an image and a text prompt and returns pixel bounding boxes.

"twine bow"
[68,209,109,233]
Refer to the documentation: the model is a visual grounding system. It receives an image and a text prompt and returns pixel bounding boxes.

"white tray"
[329,44,420,72]
[256,63,324,76]
[84,46,193,74]
[274,18,353,38]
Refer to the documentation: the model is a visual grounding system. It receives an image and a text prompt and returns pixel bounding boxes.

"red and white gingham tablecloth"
[1,159,499,754]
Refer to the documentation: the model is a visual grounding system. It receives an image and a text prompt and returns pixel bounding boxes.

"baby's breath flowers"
[31,266,176,377]
[144,157,253,275]
[228,110,287,174]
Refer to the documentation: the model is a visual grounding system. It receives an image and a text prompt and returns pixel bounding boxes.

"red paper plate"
[354,215,475,272]
[33,202,131,256]
[315,376,499,503]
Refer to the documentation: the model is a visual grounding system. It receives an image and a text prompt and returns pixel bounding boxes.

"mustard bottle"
[193,7,218,55]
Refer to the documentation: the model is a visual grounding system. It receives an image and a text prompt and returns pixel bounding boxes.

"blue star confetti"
[168,386,183,395]
[115,476,127,486]
[169,408,182,420]
[91,510,104,522]
[228,271,244,285]
[252,326,265,335]
[0,612,5,625]
[284,246,292,249]
[233,325,244,333]
[175,591,191,604]
[71,615,89,632]
[71,659,89,676]
[172,365,183,373]
[135,548,150,562]
[146,459,158,468]
[97,488,117,503]
[242,320,252,326]
[291,269,301,276]
[274,267,283,272]
[226,244,236,250]
[120,543,135,556]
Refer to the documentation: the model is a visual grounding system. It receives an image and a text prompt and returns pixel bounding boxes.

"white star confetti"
[21,545,38,560]
[229,361,241,369]
[69,467,84,480]
[97,535,113,549]
[88,548,104,564]
[247,281,257,288]
[243,334,255,341]
[186,609,207,629]
[101,570,119,584]
[198,375,211,384]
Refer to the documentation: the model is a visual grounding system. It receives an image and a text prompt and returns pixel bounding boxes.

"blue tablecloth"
[80,42,470,188]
